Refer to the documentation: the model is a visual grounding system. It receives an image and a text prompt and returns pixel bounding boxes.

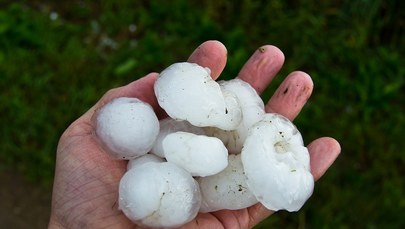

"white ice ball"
[241,113,314,212]
[154,62,242,130]
[119,162,201,228]
[95,97,159,159]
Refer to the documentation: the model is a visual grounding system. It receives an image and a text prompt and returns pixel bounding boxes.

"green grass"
[1,0,404,227]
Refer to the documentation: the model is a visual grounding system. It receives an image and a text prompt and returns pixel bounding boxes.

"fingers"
[307,137,341,181]
[187,40,228,80]
[265,71,313,121]
[246,204,273,228]
[239,45,311,121]
[237,45,285,94]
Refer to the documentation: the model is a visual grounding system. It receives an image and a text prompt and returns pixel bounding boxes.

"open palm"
[49,41,340,229]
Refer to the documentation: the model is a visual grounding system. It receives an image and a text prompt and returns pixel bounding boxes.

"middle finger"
[237,45,285,94]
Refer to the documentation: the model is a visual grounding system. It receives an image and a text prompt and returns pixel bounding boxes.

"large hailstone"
[205,79,265,153]
[151,117,206,158]
[163,131,228,177]
[119,162,201,228]
[154,62,242,130]
[198,154,258,212]
[95,97,159,159]
[241,113,314,212]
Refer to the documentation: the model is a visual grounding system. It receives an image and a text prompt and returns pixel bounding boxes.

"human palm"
[49,41,340,229]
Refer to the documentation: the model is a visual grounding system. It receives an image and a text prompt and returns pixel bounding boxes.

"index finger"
[187,40,228,80]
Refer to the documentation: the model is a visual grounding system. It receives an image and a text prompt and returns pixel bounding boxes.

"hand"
[49,41,341,229]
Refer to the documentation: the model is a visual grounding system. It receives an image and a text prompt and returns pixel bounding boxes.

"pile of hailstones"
[95,62,314,228]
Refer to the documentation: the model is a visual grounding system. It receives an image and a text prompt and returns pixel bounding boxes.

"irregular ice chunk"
[154,62,242,130]
[241,113,314,212]
[95,97,159,159]
[198,154,258,212]
[163,131,228,177]
[119,162,201,228]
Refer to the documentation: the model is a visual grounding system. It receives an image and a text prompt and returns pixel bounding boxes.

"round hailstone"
[163,131,228,177]
[198,154,258,213]
[151,117,206,158]
[127,154,165,170]
[204,79,265,154]
[154,62,242,130]
[119,162,201,228]
[95,97,159,159]
[241,113,314,212]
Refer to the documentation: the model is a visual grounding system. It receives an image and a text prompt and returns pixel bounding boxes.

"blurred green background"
[0,0,404,228]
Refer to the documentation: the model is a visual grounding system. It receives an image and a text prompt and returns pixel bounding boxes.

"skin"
[49,40,341,229]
